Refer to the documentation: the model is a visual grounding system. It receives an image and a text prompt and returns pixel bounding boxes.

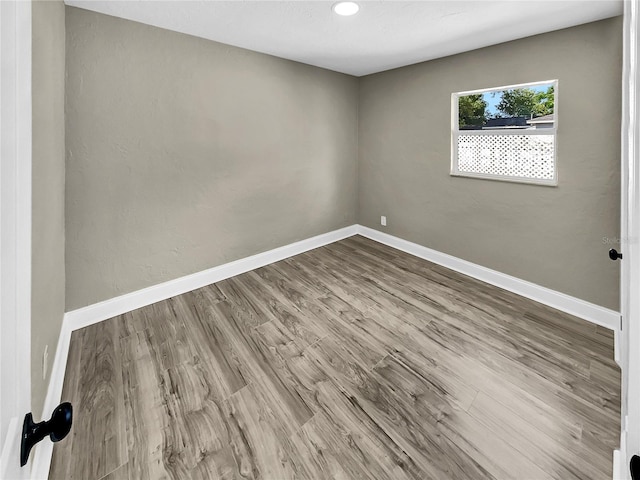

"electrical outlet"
[42,345,49,380]
[381,216,387,226]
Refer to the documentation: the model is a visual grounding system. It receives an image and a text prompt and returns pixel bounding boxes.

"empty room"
[2,0,640,479]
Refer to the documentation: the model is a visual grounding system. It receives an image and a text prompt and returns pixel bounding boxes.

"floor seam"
[96,460,127,480]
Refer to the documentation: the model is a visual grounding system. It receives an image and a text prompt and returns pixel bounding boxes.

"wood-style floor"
[49,235,620,480]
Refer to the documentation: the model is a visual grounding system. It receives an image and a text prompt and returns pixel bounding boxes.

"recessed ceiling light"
[333,2,359,16]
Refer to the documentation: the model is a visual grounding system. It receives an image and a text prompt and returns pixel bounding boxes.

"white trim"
[57,223,620,335]
[32,223,620,477]
[356,225,620,331]
[614,448,622,480]
[32,223,621,478]
[615,423,628,480]
[457,79,558,97]
[451,80,558,187]
[0,418,20,479]
[454,128,554,136]
[63,225,357,331]
[0,0,31,478]
[30,322,71,480]
[30,224,357,479]
[449,166,558,187]
[620,0,640,476]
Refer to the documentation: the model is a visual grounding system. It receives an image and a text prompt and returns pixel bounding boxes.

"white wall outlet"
[42,345,49,380]
[381,215,387,226]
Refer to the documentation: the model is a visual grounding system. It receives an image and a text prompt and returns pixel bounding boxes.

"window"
[451,80,558,186]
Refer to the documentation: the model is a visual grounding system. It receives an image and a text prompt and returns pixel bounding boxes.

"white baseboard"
[30,225,357,479]
[356,225,620,332]
[614,428,628,480]
[33,223,621,479]
[614,449,623,480]
[64,225,358,332]
[30,321,71,480]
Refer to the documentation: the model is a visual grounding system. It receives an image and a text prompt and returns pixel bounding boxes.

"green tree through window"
[495,86,554,118]
[452,80,558,186]
[458,94,487,128]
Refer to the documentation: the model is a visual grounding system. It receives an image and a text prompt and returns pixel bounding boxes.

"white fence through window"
[457,133,555,181]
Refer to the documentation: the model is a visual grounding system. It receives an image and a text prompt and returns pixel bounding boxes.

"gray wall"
[65,7,358,310]
[65,8,622,313]
[32,0,66,412]
[358,17,622,310]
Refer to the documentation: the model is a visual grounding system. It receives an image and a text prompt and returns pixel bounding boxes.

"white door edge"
[0,418,21,478]
[0,0,32,477]
[621,0,640,478]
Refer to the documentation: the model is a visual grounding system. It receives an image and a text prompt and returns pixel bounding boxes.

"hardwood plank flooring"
[49,236,620,479]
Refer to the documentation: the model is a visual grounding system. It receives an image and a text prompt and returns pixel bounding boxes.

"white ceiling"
[64,0,623,77]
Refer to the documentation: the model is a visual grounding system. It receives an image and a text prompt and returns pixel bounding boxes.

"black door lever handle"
[609,248,623,261]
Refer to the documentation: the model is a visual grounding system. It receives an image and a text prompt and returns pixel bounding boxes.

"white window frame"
[451,80,559,186]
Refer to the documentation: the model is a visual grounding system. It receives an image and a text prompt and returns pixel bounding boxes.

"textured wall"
[358,17,622,310]
[32,0,66,412]
[65,7,358,310]
[65,7,622,312]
